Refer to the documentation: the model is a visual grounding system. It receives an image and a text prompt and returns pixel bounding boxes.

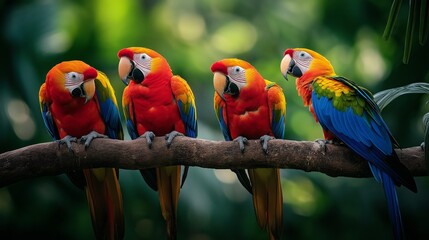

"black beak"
[288,59,302,77]
[71,84,85,98]
[127,61,145,84]
[224,76,239,97]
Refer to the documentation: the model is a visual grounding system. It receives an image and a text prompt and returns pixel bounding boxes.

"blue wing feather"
[312,91,416,191]
[266,81,286,140]
[177,100,197,138]
[40,102,60,140]
[217,105,232,141]
[94,78,123,140]
[334,76,399,147]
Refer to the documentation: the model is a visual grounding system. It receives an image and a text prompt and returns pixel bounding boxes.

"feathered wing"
[214,92,253,194]
[40,82,86,188]
[266,80,287,140]
[248,81,285,240]
[171,75,198,186]
[84,71,125,240]
[312,76,416,191]
[311,75,416,240]
[39,83,59,140]
[214,92,232,141]
[94,71,124,140]
[171,75,198,138]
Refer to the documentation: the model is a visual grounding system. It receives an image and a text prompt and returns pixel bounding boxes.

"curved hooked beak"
[280,54,302,80]
[82,80,95,104]
[118,57,145,85]
[118,57,133,85]
[280,54,291,80]
[213,72,227,99]
[213,72,239,99]
[70,79,95,103]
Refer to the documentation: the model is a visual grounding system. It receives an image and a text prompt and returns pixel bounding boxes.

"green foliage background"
[0,0,428,239]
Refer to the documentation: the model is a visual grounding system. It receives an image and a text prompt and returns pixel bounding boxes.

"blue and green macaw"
[280,48,417,240]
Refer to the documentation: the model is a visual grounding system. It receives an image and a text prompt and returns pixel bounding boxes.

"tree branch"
[0,137,426,187]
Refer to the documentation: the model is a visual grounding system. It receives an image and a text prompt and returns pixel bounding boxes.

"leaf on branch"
[374,82,429,172]
[373,82,429,111]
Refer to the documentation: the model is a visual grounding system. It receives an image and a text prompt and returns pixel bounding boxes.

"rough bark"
[0,137,426,187]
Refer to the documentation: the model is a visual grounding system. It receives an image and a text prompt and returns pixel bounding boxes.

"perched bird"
[117,47,197,239]
[211,58,286,240]
[280,48,417,240]
[39,60,124,240]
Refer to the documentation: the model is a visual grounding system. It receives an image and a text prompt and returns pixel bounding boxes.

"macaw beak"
[280,54,291,80]
[118,57,133,85]
[82,80,95,104]
[213,72,240,99]
[213,71,227,99]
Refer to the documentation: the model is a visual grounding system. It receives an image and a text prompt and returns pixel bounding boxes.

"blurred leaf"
[420,0,429,45]
[404,0,417,63]
[384,0,429,63]
[373,82,429,110]
[383,0,402,40]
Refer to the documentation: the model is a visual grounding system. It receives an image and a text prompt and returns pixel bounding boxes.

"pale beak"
[82,80,95,104]
[118,57,133,85]
[280,54,291,81]
[213,72,227,99]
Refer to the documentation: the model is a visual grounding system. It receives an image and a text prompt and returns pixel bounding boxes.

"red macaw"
[280,48,417,240]
[211,58,286,240]
[117,47,197,239]
[39,60,124,239]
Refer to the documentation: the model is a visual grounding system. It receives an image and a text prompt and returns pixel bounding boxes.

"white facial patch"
[64,72,84,94]
[294,51,312,73]
[133,53,152,77]
[227,66,247,89]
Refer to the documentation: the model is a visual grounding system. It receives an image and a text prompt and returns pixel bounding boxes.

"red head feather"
[211,61,228,75]
[118,48,134,59]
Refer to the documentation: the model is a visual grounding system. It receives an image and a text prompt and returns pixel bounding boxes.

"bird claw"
[233,136,248,153]
[260,135,274,154]
[57,135,77,152]
[421,142,425,150]
[140,131,155,149]
[315,138,333,153]
[165,130,184,148]
[80,131,107,149]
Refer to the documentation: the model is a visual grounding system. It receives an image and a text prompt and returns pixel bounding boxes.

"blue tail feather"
[381,170,404,240]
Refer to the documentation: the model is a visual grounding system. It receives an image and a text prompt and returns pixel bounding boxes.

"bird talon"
[165,130,184,148]
[80,131,107,149]
[140,131,155,149]
[421,142,425,150]
[260,135,274,154]
[315,139,332,153]
[233,136,248,153]
[57,135,77,152]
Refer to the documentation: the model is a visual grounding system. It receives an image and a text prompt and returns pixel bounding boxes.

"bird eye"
[232,66,244,74]
[134,53,151,65]
[137,53,150,61]
[298,51,311,60]
[65,72,82,82]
